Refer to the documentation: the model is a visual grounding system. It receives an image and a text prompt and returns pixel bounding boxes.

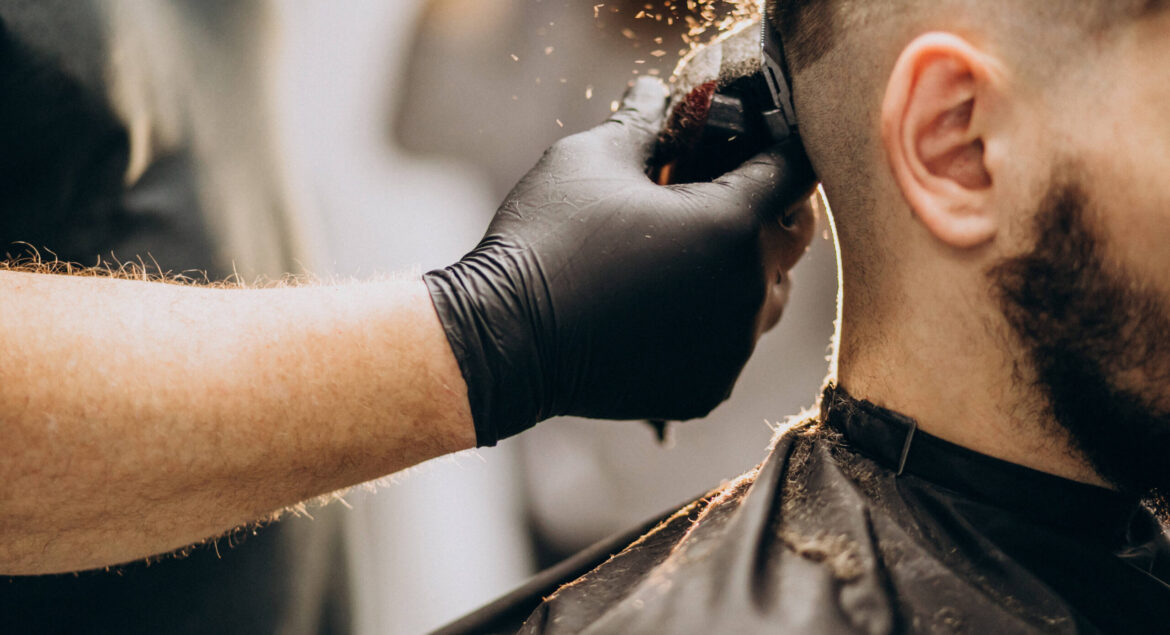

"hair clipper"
[653,14,805,185]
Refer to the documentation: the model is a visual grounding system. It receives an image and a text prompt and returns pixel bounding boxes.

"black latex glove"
[424,77,817,447]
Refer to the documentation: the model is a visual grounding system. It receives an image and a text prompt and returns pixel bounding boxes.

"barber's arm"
[0,78,815,576]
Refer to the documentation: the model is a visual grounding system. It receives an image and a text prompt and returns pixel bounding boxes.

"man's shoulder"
[510,419,893,634]
[434,470,750,635]
[442,416,1106,634]
[437,420,845,634]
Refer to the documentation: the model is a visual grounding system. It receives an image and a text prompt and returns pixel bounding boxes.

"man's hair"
[765,0,834,75]
[766,0,1168,75]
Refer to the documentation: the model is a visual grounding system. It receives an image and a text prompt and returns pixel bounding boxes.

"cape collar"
[821,385,1155,551]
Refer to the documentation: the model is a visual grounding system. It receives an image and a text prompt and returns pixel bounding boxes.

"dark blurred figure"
[0,2,348,633]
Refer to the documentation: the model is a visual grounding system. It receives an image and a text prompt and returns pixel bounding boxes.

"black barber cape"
[441,388,1170,634]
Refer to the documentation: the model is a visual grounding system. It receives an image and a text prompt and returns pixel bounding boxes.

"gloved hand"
[424,77,817,447]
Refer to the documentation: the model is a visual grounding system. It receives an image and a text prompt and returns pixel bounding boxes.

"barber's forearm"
[0,271,475,575]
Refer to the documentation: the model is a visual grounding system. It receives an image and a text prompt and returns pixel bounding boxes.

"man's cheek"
[1073,142,1170,302]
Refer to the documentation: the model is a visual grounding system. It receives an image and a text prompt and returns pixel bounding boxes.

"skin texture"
[793,6,1170,490]
[0,273,475,575]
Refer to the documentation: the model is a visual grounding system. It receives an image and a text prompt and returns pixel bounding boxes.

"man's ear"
[881,33,1004,249]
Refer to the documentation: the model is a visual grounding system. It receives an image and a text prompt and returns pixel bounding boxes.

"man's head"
[767,1,1170,497]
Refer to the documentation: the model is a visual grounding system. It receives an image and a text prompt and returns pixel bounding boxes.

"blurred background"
[0,1,837,633]
[291,2,838,631]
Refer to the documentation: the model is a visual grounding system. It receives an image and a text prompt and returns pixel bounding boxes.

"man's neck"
[834,292,1110,489]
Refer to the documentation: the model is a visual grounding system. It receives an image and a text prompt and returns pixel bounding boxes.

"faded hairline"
[767,0,1170,75]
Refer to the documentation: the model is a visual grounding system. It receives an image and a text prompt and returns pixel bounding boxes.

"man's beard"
[990,175,1170,502]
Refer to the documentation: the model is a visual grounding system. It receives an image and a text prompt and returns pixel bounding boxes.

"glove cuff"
[423,262,545,447]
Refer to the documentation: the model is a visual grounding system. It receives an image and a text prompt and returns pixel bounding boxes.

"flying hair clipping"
[653,13,809,185]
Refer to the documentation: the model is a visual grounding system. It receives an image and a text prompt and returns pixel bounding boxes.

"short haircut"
[765,0,834,74]
[766,0,1169,75]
